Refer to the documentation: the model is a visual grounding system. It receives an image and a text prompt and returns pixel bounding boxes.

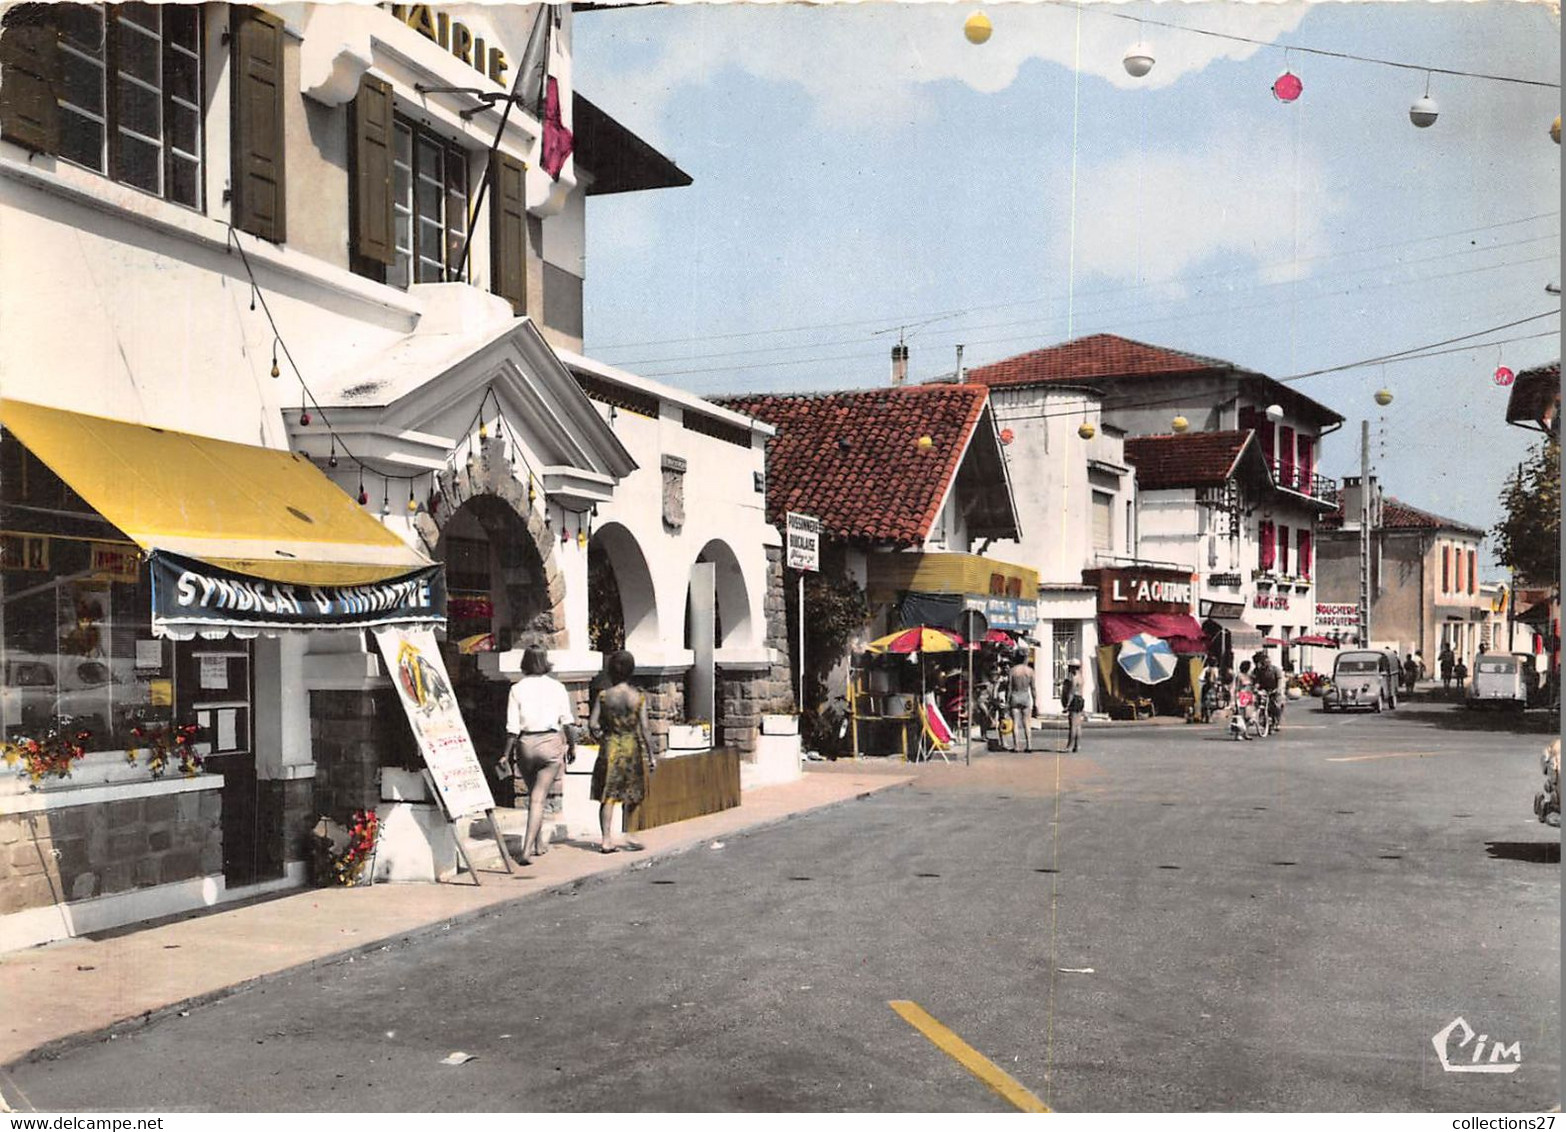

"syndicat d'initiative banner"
[372,626,494,820]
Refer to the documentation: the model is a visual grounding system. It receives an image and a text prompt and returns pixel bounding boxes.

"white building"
[0,3,784,950]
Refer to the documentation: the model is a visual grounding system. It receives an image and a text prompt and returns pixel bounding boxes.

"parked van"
[1467,653,1538,711]
[1323,650,1400,712]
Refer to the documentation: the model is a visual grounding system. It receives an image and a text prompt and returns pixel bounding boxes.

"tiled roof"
[1124,430,1254,489]
[966,333,1230,389]
[716,385,991,545]
[1319,496,1486,535]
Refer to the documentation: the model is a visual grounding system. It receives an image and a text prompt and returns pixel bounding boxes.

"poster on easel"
[372,626,494,820]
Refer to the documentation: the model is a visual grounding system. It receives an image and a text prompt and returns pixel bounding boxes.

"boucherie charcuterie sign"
[149,551,445,637]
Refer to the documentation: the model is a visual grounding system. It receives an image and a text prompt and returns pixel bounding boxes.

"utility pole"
[1357,420,1371,649]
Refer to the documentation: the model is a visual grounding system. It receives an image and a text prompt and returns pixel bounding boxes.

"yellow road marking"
[1326,751,1440,763]
[889,1000,1050,1113]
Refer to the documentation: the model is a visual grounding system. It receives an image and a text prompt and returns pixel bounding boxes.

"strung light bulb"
[577,529,588,549]
[916,435,934,451]
[1171,415,1189,433]
[299,409,311,427]
[328,439,338,469]
[527,475,536,504]
[1272,70,1303,103]
[1122,43,1155,78]
[478,421,488,440]
[998,428,1015,445]
[270,339,280,379]
[1265,404,1285,422]
[407,486,418,513]
[1494,367,1515,387]
[1552,115,1561,145]
[1374,388,1394,407]
[963,11,992,44]
[357,479,368,506]
[1078,421,1096,440]
[1409,94,1439,128]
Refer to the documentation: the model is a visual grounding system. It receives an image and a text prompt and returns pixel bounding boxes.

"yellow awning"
[0,400,430,585]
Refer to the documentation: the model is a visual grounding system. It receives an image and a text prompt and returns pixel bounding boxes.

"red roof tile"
[1124,430,1255,490]
[967,333,1227,389]
[1319,496,1485,535]
[716,385,991,545]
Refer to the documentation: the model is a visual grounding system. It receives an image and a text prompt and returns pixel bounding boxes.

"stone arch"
[412,437,565,649]
[690,538,753,649]
[588,521,659,652]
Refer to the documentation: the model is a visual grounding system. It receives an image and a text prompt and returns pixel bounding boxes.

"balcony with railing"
[1269,460,1339,505]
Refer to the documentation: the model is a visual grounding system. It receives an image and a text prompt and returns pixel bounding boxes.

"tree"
[782,555,869,710]
[1493,436,1561,588]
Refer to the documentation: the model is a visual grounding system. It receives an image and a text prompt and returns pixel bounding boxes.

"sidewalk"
[0,768,910,1069]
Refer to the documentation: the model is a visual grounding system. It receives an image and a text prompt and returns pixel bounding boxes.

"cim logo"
[1432,1017,1522,1074]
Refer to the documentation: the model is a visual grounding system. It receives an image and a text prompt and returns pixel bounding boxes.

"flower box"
[668,723,712,751]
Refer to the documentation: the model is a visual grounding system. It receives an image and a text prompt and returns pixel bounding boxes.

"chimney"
[955,344,965,384]
[891,342,909,386]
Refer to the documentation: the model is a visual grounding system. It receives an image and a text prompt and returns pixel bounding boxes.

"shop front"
[0,401,442,950]
[856,552,1039,755]
[1084,566,1205,717]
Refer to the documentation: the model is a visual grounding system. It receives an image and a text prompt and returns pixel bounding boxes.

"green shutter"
[230,6,286,243]
[490,154,526,314]
[350,75,394,265]
[0,4,59,155]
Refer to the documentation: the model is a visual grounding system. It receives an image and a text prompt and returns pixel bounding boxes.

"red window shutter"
[1467,549,1476,595]
[490,153,527,314]
[1278,524,1290,574]
[1296,436,1314,486]
[1299,529,1313,579]
[1278,426,1296,488]
[0,4,60,155]
[1442,546,1450,592]
[1259,521,1275,571]
[350,75,395,266]
[231,6,286,243]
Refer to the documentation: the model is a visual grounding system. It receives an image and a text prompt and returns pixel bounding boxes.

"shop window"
[0,3,203,210]
[1,437,175,749]
[351,82,471,287]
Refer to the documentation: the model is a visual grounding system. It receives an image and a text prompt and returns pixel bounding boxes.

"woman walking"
[503,647,576,864]
[588,649,656,853]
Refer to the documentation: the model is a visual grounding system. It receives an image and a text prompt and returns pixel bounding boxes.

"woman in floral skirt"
[588,649,656,852]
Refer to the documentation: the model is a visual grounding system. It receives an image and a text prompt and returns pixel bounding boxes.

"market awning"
[1099,612,1207,655]
[1,400,443,635]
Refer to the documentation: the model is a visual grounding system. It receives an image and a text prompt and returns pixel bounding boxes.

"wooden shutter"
[230,6,285,243]
[1298,529,1312,579]
[490,153,527,314]
[350,75,394,265]
[0,4,59,155]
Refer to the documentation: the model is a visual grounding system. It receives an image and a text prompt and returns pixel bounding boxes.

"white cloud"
[1070,138,1342,286]
[577,1,1311,142]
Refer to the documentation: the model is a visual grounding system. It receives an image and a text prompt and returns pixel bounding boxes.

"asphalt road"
[7,695,1559,1112]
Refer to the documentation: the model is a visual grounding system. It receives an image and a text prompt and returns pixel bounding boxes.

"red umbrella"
[1263,637,1288,646]
[1294,634,1339,648]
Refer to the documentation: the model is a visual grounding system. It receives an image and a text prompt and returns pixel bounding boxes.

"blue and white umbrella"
[1117,632,1178,685]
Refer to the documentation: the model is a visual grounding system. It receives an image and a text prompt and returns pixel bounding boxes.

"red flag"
[542,76,573,180]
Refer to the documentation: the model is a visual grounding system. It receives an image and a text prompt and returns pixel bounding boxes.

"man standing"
[1005,650,1036,752]
[1061,660,1085,753]
[1440,643,1455,689]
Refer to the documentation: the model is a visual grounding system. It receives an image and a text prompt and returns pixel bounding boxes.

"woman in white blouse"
[505,647,576,863]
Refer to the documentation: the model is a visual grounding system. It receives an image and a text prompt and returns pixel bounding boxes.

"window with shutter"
[1467,549,1476,595]
[1278,524,1290,575]
[1442,546,1451,592]
[490,152,527,314]
[3,4,201,207]
[350,74,394,267]
[230,6,283,242]
[0,4,61,154]
[1298,529,1313,579]
[1090,491,1112,552]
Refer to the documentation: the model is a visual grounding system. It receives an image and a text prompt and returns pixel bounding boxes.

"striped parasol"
[1117,632,1178,685]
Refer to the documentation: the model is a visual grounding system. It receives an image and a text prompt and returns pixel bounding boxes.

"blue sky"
[573,1,1561,571]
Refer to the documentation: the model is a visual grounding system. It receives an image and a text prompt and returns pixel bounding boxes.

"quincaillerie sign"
[149,551,445,637]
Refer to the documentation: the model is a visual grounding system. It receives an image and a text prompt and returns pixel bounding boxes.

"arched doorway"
[588,522,659,655]
[434,494,552,800]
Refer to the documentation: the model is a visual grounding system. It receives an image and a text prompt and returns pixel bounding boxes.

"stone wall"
[310,689,415,820]
[715,546,797,755]
[0,789,222,915]
[257,778,318,879]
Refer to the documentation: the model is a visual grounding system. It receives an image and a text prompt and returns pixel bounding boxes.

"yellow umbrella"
[865,627,963,654]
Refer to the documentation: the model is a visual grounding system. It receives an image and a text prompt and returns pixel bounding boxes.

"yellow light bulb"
[964,11,992,44]
[1078,421,1096,440]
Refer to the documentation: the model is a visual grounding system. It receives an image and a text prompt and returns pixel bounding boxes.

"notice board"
[372,626,494,820]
